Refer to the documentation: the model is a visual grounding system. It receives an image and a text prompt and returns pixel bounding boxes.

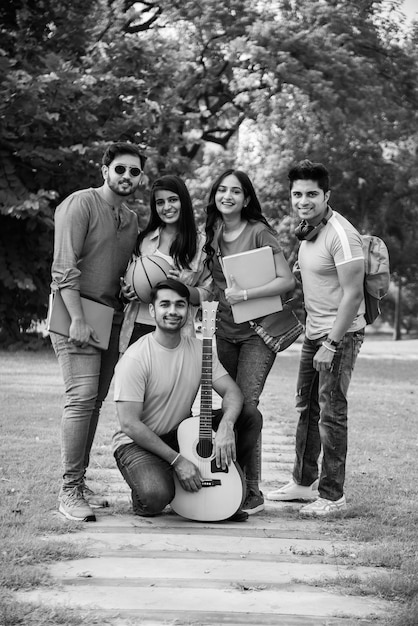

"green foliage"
[1,0,418,339]
[0,192,55,340]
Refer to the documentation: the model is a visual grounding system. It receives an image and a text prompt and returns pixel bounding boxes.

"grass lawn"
[0,342,417,625]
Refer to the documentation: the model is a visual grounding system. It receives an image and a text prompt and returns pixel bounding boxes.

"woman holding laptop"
[204,169,295,515]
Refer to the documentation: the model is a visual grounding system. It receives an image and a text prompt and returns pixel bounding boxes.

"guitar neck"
[200,337,213,439]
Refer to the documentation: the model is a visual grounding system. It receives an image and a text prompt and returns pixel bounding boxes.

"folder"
[222,246,282,323]
[47,291,114,350]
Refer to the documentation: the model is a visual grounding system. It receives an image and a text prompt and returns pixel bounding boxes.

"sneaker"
[266,479,319,502]
[299,495,347,518]
[242,491,265,515]
[59,486,96,522]
[82,483,109,509]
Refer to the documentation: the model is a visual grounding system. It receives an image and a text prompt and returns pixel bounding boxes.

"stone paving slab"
[78,611,379,626]
[46,556,384,584]
[49,526,353,560]
[16,585,392,619]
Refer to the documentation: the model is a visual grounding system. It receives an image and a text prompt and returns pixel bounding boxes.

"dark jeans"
[114,405,262,516]
[216,334,275,490]
[293,331,364,501]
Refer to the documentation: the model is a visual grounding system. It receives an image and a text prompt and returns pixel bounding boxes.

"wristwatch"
[326,337,340,348]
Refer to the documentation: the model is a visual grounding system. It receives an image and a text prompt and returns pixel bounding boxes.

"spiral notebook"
[47,291,114,350]
[222,246,282,323]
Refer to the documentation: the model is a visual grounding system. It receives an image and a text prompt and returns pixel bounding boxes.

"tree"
[1,0,417,341]
[0,0,154,342]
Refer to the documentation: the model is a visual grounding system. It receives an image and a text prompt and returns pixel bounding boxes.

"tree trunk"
[393,281,402,341]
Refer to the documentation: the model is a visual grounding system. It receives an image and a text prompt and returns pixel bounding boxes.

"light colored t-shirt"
[112,333,227,451]
[298,210,366,339]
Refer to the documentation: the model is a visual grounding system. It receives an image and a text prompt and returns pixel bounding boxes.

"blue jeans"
[50,323,121,490]
[114,406,262,516]
[293,331,364,501]
[216,334,276,491]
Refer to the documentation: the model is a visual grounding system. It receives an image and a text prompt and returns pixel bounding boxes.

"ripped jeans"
[292,331,364,501]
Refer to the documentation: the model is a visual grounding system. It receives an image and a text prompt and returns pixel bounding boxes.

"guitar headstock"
[201,301,219,340]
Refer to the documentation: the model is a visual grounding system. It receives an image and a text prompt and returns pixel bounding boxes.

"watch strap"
[326,337,340,348]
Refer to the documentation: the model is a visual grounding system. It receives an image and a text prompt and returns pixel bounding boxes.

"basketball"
[124,255,172,303]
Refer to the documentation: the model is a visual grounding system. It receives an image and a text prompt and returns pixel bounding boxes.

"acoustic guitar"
[171,301,245,522]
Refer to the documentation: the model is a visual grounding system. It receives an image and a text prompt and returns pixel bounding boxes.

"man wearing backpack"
[267,160,365,517]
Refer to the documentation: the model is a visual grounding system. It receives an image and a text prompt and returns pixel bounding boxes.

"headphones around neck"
[295,207,332,241]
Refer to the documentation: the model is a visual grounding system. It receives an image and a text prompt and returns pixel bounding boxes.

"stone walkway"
[14,340,408,625]
[16,463,393,624]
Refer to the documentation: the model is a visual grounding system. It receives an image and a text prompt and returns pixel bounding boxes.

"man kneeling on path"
[112,279,261,522]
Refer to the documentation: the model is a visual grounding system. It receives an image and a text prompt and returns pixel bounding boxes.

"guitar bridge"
[201,479,222,487]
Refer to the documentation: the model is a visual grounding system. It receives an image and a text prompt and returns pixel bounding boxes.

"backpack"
[361,234,390,325]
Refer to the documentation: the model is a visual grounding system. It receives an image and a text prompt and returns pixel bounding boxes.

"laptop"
[47,291,114,350]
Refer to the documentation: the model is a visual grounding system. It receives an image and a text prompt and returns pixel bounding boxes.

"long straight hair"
[204,169,273,270]
[136,175,197,269]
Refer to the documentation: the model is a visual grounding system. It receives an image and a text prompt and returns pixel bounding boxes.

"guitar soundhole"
[197,439,213,459]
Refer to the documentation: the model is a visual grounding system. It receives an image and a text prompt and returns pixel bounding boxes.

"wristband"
[322,342,336,354]
[326,337,340,348]
[170,453,181,466]
[243,289,248,301]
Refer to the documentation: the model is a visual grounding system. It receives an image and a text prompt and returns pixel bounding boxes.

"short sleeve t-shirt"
[112,333,227,451]
[298,211,366,339]
[212,221,282,340]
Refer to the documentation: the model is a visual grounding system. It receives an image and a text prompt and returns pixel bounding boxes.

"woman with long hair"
[120,175,212,352]
[204,169,296,514]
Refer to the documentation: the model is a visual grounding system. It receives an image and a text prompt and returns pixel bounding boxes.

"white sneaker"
[266,479,319,502]
[299,495,347,518]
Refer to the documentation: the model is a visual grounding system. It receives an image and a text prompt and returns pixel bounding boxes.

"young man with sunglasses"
[50,142,145,522]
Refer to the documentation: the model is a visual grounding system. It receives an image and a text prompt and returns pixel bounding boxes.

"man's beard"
[107,176,136,197]
[157,316,186,332]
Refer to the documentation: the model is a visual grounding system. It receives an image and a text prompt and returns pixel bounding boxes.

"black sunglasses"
[114,165,143,177]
